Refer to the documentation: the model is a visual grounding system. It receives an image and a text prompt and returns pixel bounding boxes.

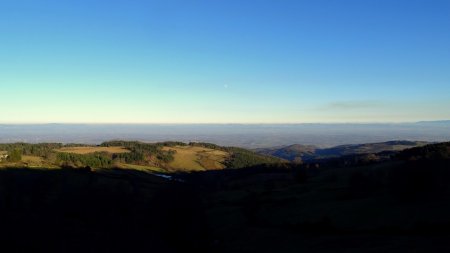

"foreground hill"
[256,140,428,162]
[183,141,450,252]
[1,142,450,252]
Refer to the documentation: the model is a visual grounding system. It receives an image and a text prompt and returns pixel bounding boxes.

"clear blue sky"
[1,0,449,123]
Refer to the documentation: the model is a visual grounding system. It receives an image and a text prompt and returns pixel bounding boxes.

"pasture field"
[162,145,229,171]
[54,146,130,154]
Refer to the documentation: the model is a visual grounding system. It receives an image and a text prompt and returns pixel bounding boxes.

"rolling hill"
[255,140,428,162]
[0,141,285,172]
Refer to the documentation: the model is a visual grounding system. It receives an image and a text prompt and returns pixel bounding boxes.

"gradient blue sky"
[1,0,449,123]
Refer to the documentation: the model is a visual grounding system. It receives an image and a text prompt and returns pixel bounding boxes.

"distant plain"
[1,122,449,148]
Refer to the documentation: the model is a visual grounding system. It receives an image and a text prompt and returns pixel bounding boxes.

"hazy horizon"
[1,122,449,148]
[1,119,450,124]
[1,119,450,126]
[12,119,450,125]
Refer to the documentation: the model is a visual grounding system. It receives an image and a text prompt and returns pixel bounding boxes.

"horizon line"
[0,120,449,125]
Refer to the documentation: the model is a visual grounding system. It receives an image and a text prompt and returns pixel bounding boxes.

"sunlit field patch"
[162,146,229,171]
[54,146,131,154]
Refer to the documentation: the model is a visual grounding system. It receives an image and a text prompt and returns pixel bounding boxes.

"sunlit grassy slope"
[0,142,282,172]
[162,146,229,171]
[54,146,130,154]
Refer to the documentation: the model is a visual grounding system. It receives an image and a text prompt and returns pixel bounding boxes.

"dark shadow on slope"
[0,168,211,253]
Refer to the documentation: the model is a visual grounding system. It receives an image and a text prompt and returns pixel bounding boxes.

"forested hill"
[0,141,285,172]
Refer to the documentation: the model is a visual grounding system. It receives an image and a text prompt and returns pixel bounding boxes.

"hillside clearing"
[162,146,229,171]
[54,146,130,154]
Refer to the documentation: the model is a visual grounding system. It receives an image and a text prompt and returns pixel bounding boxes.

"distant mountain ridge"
[255,140,428,162]
[416,120,450,124]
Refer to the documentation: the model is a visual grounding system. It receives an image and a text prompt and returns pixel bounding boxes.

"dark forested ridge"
[178,142,450,252]
[1,142,450,252]
[256,140,428,162]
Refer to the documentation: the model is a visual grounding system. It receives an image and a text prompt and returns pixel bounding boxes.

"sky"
[1,0,449,123]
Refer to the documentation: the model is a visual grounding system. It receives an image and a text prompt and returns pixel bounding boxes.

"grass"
[162,146,229,171]
[22,155,44,163]
[0,155,60,169]
[54,146,130,154]
[116,163,165,173]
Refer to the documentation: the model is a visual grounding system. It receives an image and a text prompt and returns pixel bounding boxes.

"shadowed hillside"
[183,142,450,252]
[1,142,450,252]
[256,140,428,162]
[0,168,211,253]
